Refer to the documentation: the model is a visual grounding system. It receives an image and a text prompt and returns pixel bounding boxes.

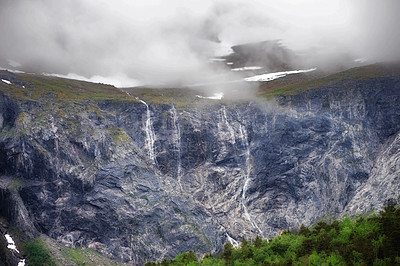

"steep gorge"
[0,64,400,264]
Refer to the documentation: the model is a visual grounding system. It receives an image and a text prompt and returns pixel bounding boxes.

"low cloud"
[0,0,398,88]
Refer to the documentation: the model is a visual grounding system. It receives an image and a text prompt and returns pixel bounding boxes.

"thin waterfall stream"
[239,124,264,236]
[171,105,183,190]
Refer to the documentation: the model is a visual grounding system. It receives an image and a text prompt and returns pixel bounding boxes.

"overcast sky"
[0,0,399,87]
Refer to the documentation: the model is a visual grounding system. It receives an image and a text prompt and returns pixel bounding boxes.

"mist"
[0,0,399,89]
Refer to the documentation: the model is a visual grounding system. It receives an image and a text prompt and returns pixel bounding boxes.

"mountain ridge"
[0,63,399,264]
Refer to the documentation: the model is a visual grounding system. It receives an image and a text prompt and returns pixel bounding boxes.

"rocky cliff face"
[0,65,399,264]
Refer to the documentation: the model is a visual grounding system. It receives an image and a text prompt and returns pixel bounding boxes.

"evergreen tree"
[299,224,310,236]
[240,238,248,248]
[222,242,233,263]
[254,235,262,248]
[144,203,400,266]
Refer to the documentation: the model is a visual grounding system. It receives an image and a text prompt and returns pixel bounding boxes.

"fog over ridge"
[0,0,399,88]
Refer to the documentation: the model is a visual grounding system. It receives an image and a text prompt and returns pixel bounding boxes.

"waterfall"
[226,233,239,248]
[221,106,236,144]
[118,89,157,165]
[238,124,264,235]
[137,98,157,165]
[171,105,183,190]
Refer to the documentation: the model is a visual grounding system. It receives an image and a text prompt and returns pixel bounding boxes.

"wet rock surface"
[0,68,400,264]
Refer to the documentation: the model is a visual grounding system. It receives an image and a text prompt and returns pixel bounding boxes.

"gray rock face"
[0,70,400,264]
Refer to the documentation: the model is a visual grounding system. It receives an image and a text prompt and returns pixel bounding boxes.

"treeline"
[145,204,400,265]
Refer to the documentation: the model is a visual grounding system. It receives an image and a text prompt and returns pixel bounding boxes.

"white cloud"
[0,0,398,87]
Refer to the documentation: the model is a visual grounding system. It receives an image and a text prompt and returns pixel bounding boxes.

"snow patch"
[231,66,263,72]
[5,234,19,253]
[0,67,25,73]
[1,79,11,85]
[209,58,226,62]
[244,68,317,82]
[18,259,25,266]
[196,92,224,100]
[354,58,367,63]
[226,62,234,65]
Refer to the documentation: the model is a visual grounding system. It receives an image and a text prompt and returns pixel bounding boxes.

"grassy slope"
[0,215,126,266]
[0,72,140,146]
[123,87,203,108]
[257,63,398,98]
[23,235,128,266]
[0,72,137,104]
[40,235,127,266]
[0,71,222,108]
[1,63,399,106]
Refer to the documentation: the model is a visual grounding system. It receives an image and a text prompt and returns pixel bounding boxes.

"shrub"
[24,239,55,266]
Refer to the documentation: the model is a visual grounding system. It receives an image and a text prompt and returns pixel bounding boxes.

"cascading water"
[226,233,239,248]
[238,124,264,236]
[221,106,236,144]
[137,98,157,165]
[119,89,157,165]
[171,105,183,190]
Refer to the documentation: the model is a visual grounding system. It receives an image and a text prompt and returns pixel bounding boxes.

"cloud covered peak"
[0,0,399,87]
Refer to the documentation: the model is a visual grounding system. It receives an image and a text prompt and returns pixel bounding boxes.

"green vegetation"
[1,63,398,107]
[63,247,88,265]
[124,87,203,108]
[62,247,104,266]
[107,126,132,144]
[258,64,392,98]
[0,73,136,104]
[10,177,22,190]
[0,71,217,110]
[146,203,400,265]
[24,239,56,266]
[22,236,125,266]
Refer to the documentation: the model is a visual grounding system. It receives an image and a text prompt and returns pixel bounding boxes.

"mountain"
[221,40,297,72]
[213,40,361,76]
[0,63,399,264]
